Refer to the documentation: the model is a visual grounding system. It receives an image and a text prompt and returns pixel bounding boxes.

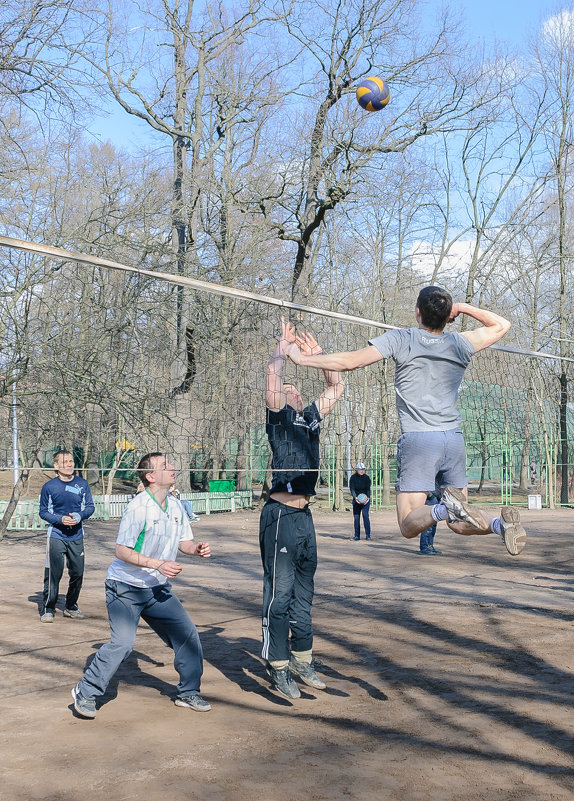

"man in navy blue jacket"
[39,450,95,622]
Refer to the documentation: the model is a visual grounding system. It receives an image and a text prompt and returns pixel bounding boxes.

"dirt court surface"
[1,507,573,801]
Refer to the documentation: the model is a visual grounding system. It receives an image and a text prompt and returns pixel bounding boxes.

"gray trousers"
[78,579,204,700]
[42,536,84,613]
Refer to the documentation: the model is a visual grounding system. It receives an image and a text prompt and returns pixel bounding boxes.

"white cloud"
[542,9,574,45]
[410,240,480,282]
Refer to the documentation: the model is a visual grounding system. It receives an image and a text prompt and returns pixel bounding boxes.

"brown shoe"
[441,486,488,530]
[500,507,526,555]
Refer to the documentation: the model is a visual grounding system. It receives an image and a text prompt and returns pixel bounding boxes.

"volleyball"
[357,493,369,504]
[355,77,390,112]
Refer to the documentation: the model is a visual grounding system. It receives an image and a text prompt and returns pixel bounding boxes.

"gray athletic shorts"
[395,429,467,492]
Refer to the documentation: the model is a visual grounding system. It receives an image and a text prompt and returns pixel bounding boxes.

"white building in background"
[409,240,481,284]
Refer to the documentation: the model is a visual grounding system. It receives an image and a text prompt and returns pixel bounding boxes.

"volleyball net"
[0,236,572,508]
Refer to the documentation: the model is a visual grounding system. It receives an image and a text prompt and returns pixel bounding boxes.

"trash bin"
[527,494,542,510]
[209,479,236,492]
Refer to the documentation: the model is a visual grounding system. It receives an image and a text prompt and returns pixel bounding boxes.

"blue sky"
[454,0,546,45]
[87,0,555,153]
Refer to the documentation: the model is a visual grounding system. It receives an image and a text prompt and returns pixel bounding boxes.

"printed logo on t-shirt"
[293,413,319,433]
[65,484,82,495]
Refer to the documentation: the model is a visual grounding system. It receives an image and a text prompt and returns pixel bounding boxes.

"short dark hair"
[53,449,72,466]
[416,286,453,330]
[137,452,163,487]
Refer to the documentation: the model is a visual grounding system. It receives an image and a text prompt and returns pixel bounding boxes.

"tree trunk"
[235,434,248,491]
[332,435,345,511]
[0,448,42,541]
[259,451,273,508]
[559,370,569,504]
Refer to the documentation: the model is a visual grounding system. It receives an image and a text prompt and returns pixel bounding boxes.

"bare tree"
[246,0,503,302]
[533,9,574,504]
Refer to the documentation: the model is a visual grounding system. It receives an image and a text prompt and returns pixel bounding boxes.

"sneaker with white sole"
[500,507,526,555]
[40,611,55,623]
[63,607,84,619]
[175,694,211,711]
[71,684,96,718]
[289,657,326,690]
[265,663,301,699]
[441,486,488,530]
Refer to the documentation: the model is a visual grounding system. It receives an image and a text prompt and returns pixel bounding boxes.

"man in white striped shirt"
[71,452,211,718]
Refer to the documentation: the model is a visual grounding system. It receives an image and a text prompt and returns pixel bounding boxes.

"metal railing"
[0,490,254,531]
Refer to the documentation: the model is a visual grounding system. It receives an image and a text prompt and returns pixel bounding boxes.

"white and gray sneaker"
[289,657,326,690]
[265,663,301,699]
[441,486,488,530]
[71,684,96,718]
[175,694,211,712]
[500,507,526,555]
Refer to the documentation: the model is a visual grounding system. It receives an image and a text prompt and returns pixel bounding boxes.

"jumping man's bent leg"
[396,491,434,539]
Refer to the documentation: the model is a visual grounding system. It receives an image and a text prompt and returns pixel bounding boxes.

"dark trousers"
[43,536,85,613]
[259,499,317,662]
[420,522,437,550]
[352,500,371,539]
[78,579,204,700]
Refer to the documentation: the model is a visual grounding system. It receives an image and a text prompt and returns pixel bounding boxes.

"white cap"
[356,462,366,470]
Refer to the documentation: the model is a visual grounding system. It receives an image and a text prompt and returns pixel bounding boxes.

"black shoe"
[365,536,371,541]
[289,657,326,690]
[265,663,300,699]
[351,536,360,541]
[419,545,442,556]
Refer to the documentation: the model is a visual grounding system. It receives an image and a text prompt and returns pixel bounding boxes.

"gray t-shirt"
[369,328,475,433]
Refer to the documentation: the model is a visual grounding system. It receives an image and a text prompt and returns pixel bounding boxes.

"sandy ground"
[0,506,573,801]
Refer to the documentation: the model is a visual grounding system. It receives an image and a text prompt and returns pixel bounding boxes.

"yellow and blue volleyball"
[356,77,390,112]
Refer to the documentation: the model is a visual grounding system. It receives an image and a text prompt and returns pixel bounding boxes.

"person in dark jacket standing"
[39,450,95,622]
[349,463,371,541]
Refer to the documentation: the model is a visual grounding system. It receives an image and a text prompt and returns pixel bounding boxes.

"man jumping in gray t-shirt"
[285,286,526,556]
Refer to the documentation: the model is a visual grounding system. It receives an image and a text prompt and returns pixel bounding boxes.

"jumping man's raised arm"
[450,303,510,353]
[293,332,345,418]
[286,341,383,373]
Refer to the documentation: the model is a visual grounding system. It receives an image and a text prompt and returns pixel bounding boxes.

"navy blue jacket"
[39,476,95,541]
